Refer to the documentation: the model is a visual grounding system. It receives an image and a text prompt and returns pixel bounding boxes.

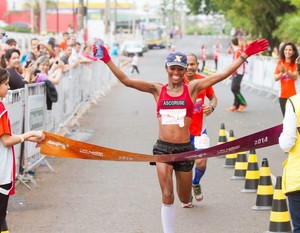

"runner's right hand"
[92,44,111,63]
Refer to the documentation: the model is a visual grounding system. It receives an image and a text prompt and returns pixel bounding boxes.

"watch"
[210,105,215,112]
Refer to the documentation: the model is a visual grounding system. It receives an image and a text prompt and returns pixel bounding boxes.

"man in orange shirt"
[184,53,217,205]
[58,32,70,51]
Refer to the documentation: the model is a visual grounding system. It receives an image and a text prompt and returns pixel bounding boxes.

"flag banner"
[40,124,283,162]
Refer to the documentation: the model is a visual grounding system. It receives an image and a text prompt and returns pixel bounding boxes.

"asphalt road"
[7,35,286,233]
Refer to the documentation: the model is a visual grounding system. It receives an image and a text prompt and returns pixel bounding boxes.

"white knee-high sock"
[161,204,174,233]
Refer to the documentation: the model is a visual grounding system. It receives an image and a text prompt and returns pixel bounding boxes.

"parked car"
[135,40,149,53]
[120,40,144,57]
[8,21,32,29]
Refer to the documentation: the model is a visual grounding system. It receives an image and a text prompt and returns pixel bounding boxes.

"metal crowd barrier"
[4,61,117,189]
[218,54,300,100]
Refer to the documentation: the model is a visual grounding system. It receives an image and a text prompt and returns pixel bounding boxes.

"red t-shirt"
[274,60,297,98]
[59,40,67,51]
[184,73,214,136]
[0,102,16,195]
[232,49,245,75]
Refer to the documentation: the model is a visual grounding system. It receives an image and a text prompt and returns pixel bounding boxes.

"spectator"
[109,42,119,57]
[82,45,97,61]
[58,32,69,51]
[67,24,74,34]
[213,41,222,70]
[60,45,73,72]
[274,42,298,116]
[200,44,207,72]
[22,38,39,66]
[1,49,34,89]
[0,43,9,58]
[272,46,279,59]
[5,39,16,49]
[67,35,76,47]
[109,42,120,66]
[278,93,300,232]
[34,55,64,85]
[0,67,45,232]
[37,40,55,58]
[69,42,84,67]
[48,37,56,51]
[53,44,61,59]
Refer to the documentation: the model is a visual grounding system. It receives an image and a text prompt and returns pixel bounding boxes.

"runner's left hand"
[244,39,268,57]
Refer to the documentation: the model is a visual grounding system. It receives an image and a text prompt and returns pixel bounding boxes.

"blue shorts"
[152,140,195,172]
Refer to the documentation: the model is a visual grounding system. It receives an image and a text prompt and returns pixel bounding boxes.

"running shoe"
[226,105,237,112]
[181,196,193,208]
[237,105,246,112]
[192,184,203,202]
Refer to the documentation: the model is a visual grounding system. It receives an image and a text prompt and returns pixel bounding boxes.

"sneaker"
[192,184,203,202]
[237,105,246,112]
[226,105,237,112]
[181,196,193,208]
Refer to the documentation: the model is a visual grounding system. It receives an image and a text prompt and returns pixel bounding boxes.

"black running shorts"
[152,140,195,172]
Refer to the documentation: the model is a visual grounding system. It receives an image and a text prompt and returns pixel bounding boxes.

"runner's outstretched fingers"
[244,39,269,56]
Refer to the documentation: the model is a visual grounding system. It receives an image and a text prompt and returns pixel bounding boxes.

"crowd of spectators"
[0,31,97,90]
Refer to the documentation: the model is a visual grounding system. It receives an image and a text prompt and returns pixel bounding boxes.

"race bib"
[194,134,210,149]
[160,109,186,127]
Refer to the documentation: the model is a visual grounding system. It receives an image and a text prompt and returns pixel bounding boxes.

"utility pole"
[172,0,175,28]
[105,0,111,36]
[40,0,47,34]
[114,0,117,35]
[86,0,89,30]
[77,0,84,31]
[162,0,167,26]
[30,0,34,33]
[56,0,59,34]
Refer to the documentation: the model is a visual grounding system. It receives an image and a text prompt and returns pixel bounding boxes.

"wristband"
[210,105,215,112]
[19,136,24,143]
[240,55,248,64]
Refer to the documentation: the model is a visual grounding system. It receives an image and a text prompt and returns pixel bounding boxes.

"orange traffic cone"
[267,176,292,233]
[252,158,273,210]
[230,151,247,180]
[241,149,259,193]
[1,219,9,233]
[224,130,237,168]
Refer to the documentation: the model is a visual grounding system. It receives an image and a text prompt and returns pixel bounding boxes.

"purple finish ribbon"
[41,124,283,162]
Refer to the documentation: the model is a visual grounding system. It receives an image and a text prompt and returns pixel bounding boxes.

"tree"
[273,0,300,46]
[184,0,218,15]
[186,0,300,47]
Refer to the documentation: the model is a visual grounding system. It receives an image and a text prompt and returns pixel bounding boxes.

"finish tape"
[40,124,283,162]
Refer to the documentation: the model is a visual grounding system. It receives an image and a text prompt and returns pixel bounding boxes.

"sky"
[7,0,162,11]
[135,0,162,9]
